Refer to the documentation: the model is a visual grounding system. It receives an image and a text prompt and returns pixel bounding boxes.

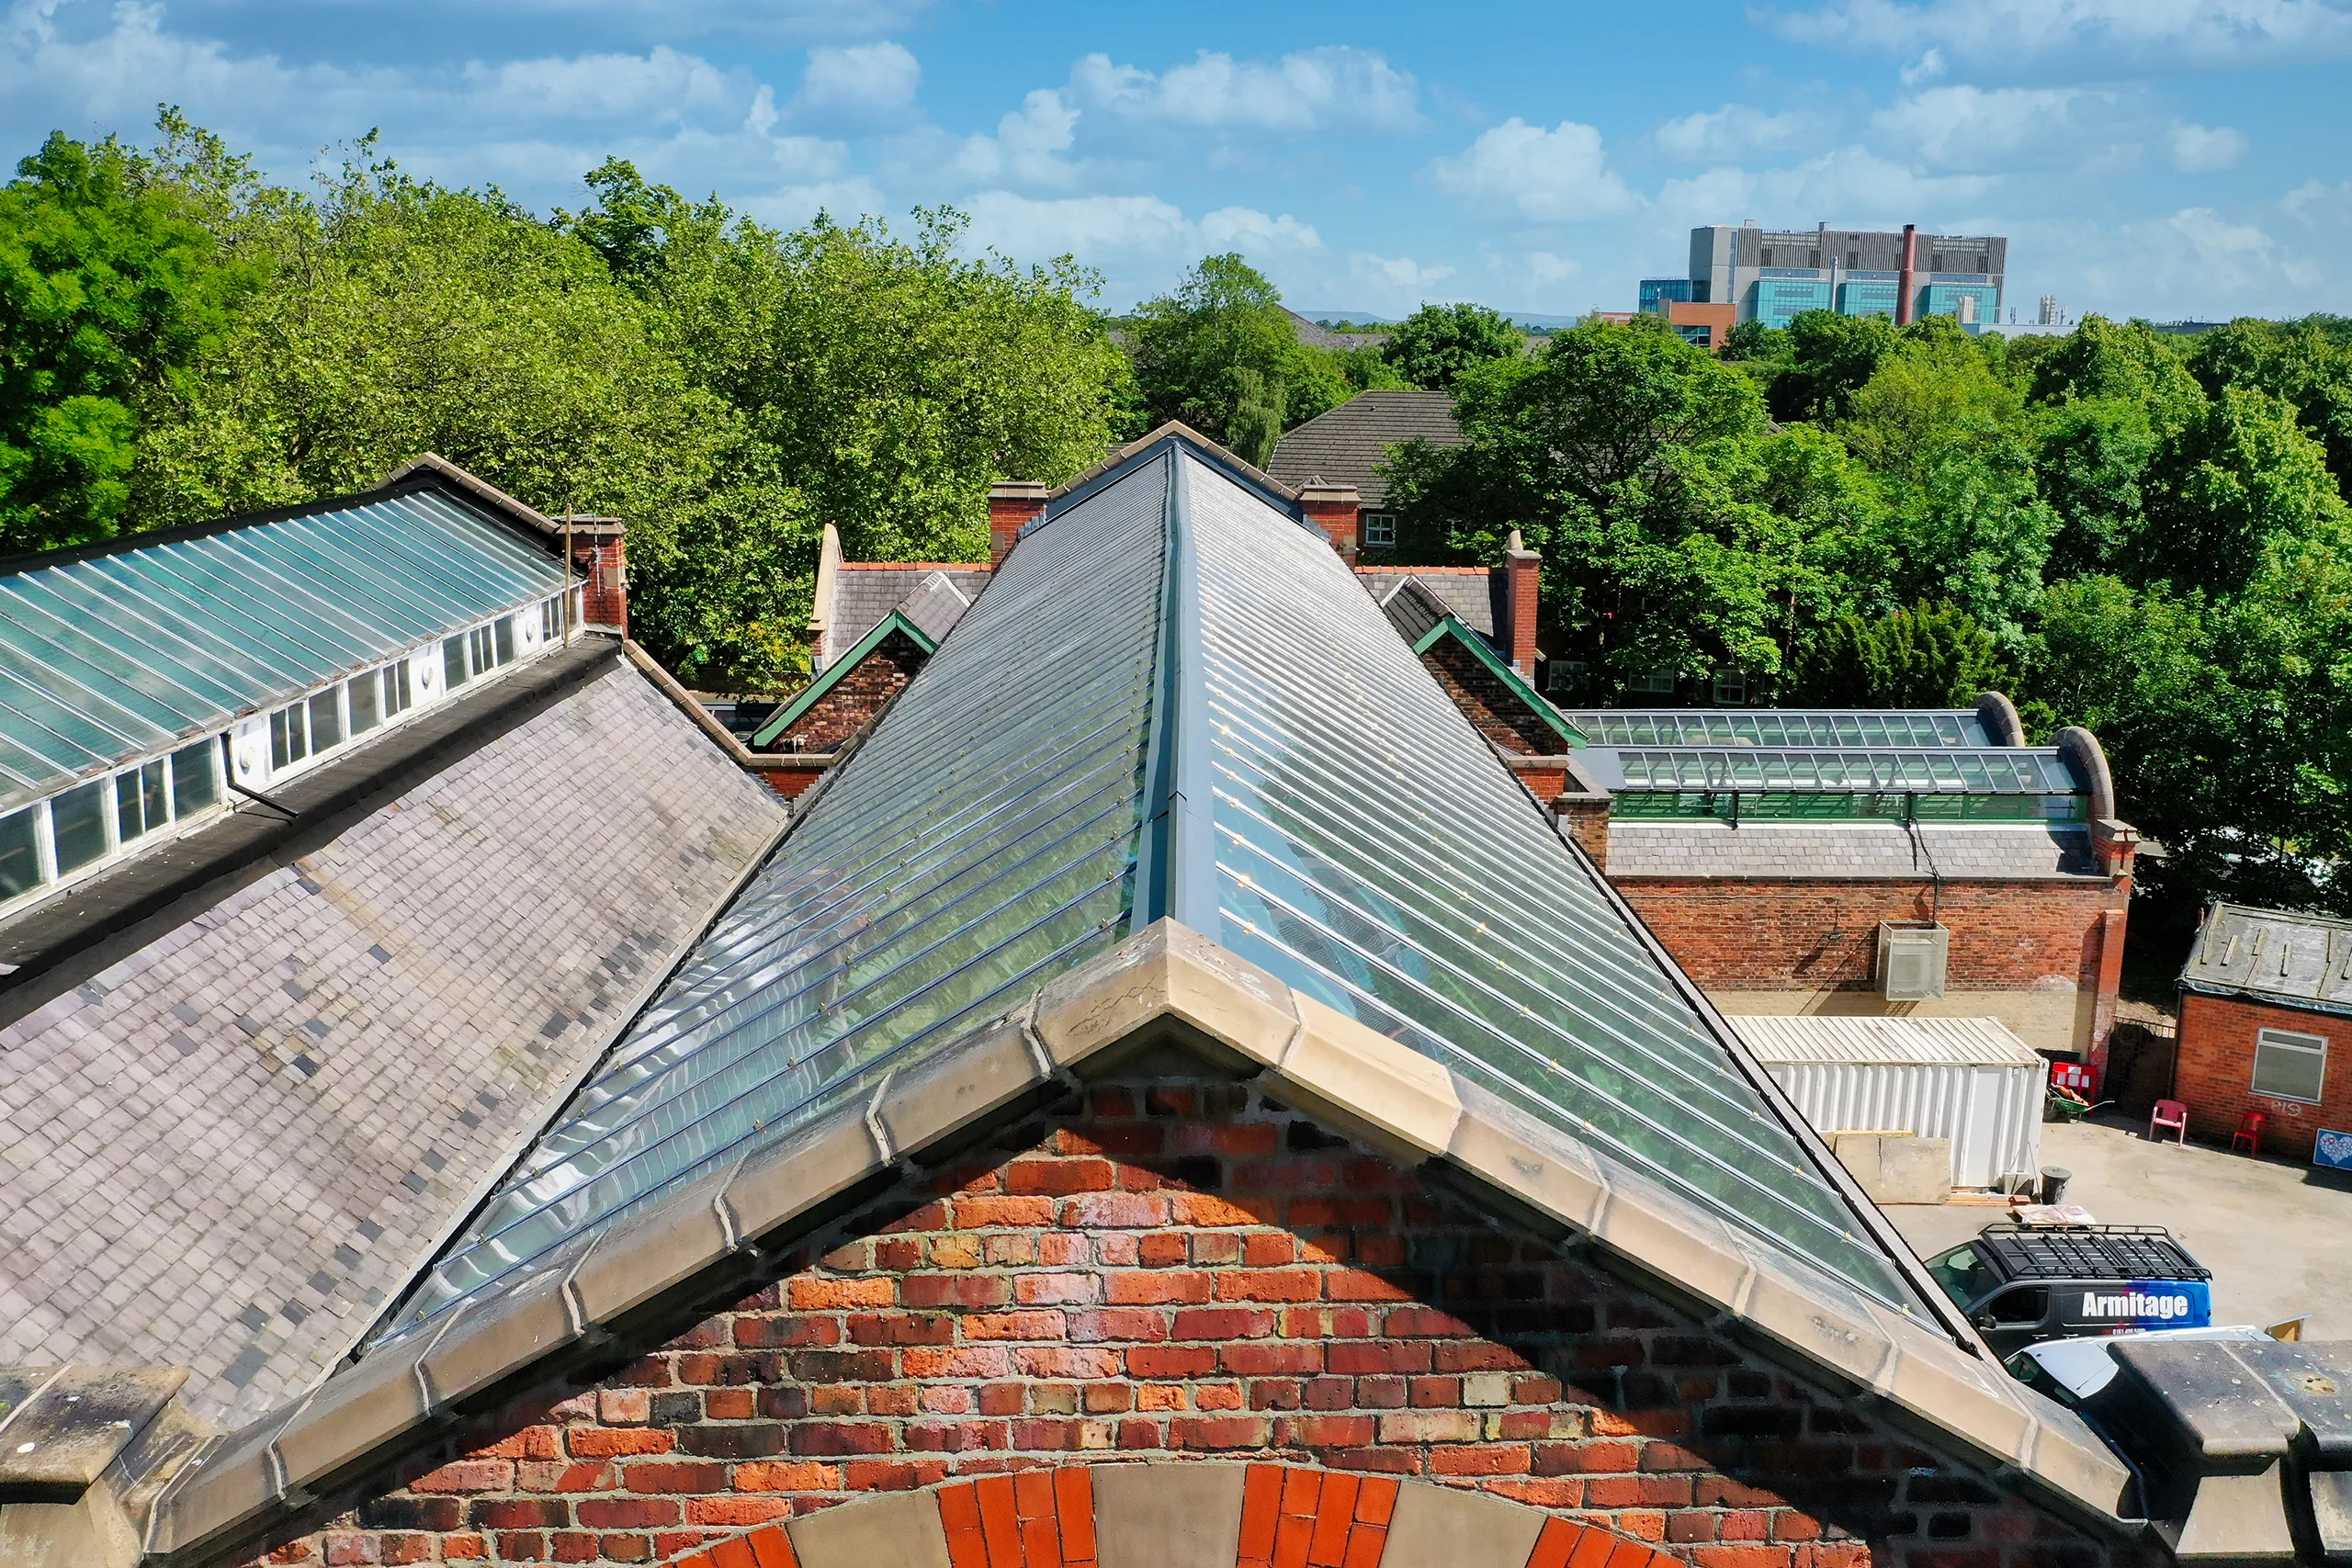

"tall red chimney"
[1297,481,1362,564]
[1502,529,1541,678]
[1895,223,1917,326]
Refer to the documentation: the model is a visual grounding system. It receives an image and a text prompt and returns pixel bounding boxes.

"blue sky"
[5,0,2349,321]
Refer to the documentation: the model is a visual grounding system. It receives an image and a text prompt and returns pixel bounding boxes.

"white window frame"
[2252,1027,2328,1106]
[1361,513,1397,548]
[1627,667,1679,695]
[0,737,231,919]
[1712,671,1747,705]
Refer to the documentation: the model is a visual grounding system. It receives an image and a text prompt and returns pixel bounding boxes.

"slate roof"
[0,649,785,1427]
[1603,820,2106,880]
[1286,310,1389,354]
[2180,901,2352,1018]
[1267,390,1463,509]
[822,564,989,666]
[1357,566,1496,637]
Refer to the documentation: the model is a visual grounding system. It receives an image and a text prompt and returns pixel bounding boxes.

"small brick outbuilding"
[2175,901,2352,1160]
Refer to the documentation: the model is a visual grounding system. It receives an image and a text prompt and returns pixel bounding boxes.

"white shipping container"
[1728,1016,2047,1190]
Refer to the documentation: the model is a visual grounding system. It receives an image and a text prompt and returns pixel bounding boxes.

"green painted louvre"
[0,490,567,810]
[1177,457,1923,1314]
[1559,710,1989,748]
[389,457,1170,1330]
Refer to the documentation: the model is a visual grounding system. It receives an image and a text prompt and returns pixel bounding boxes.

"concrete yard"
[1878,1110,2352,1340]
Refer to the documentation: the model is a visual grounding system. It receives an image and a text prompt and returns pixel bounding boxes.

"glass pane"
[385,452,1172,1336]
[309,689,343,751]
[51,780,108,873]
[444,637,469,688]
[1182,457,1917,1314]
[390,660,413,714]
[0,805,40,897]
[495,616,516,665]
[117,770,145,840]
[349,671,382,733]
[269,705,308,770]
[171,741,220,815]
[2254,1039,2325,1102]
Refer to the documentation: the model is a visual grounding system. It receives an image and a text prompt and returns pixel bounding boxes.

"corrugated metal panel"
[1730,1017,2044,1188]
[1731,1014,2047,1067]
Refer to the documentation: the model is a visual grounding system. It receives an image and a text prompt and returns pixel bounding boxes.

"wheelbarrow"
[2045,1082,2107,1122]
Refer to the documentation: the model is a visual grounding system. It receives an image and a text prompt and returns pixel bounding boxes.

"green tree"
[2135,385,2350,594]
[1128,254,1353,446]
[1796,600,2005,706]
[1379,302,1524,389]
[0,130,253,551]
[1767,310,1897,423]
[2186,317,2352,496]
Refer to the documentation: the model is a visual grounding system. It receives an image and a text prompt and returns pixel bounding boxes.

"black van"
[1921,1224,2214,1354]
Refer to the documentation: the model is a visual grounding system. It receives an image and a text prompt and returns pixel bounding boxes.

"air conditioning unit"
[1878,921,1950,1001]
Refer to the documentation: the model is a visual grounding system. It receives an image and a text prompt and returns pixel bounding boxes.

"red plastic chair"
[2233,1110,2267,1156]
[2149,1099,2189,1144]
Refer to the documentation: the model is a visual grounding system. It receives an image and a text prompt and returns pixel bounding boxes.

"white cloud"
[2166,122,2250,173]
[1428,119,1639,222]
[1766,0,2352,76]
[2284,179,2352,221]
[953,89,1081,187]
[463,46,744,124]
[1871,85,2122,172]
[1200,207,1323,251]
[1898,47,1946,85]
[1656,144,1996,224]
[1353,253,1455,288]
[1068,46,1419,134]
[794,41,919,124]
[1655,103,1825,163]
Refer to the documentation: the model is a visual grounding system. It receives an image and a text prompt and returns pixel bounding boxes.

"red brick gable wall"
[1617,878,2124,993]
[238,1081,2148,1568]
[1419,639,1558,757]
[2175,993,2348,1159]
[776,631,931,753]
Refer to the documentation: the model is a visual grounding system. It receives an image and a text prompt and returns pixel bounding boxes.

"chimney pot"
[988,481,1050,567]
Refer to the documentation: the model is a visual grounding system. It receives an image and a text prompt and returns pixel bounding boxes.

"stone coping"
[650,1461,1684,1568]
[141,919,2136,1564]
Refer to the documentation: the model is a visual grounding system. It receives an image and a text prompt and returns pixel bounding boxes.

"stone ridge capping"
[646,1461,1679,1568]
[0,1366,211,1562]
[141,919,2135,1566]
[1046,423,1299,515]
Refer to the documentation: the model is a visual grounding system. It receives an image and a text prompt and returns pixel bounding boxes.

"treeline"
[1385,308,2352,926]
[2,117,2343,923]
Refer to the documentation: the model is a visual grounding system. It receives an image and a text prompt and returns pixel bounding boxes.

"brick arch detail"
[660,1461,1676,1568]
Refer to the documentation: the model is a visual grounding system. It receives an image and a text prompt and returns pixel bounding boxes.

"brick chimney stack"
[1297,481,1361,563]
[989,481,1049,567]
[1896,223,1917,326]
[1502,529,1540,678]
[562,517,628,636]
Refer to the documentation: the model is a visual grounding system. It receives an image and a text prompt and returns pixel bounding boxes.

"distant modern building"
[1640,223,2007,333]
[2040,294,2062,326]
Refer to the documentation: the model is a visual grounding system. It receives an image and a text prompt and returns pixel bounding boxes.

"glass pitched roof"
[1181,460,1917,1311]
[1560,710,1990,748]
[392,457,1170,1328]
[1578,748,2079,795]
[0,491,569,811]
[391,437,1929,1337]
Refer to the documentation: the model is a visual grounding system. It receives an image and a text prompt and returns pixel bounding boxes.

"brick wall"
[1618,878,2125,995]
[2174,993,2348,1159]
[241,1081,2147,1568]
[572,536,628,636]
[777,631,931,752]
[1420,641,1557,757]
